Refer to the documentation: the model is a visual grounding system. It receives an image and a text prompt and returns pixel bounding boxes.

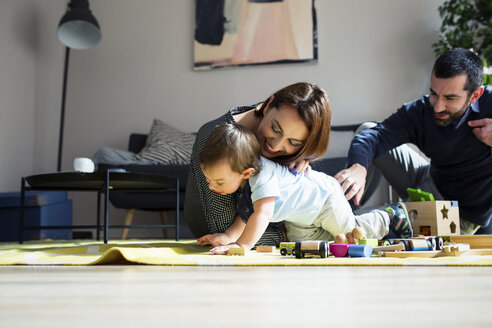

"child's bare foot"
[345,227,365,244]
[352,226,365,239]
[334,234,347,244]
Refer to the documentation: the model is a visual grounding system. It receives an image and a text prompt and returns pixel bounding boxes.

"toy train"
[385,236,443,251]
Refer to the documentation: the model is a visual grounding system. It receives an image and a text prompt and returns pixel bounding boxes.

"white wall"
[1,0,444,237]
[0,0,38,191]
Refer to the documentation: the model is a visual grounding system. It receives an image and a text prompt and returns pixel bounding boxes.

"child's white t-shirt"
[248,157,337,226]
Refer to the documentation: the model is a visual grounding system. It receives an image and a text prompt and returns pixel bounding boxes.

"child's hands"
[210,243,240,255]
[288,160,311,175]
[197,233,232,246]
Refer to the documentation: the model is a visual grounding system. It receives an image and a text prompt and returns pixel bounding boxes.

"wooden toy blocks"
[227,247,245,256]
[256,245,276,253]
[405,200,460,236]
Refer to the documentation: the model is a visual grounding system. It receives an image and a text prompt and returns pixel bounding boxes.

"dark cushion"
[310,157,347,177]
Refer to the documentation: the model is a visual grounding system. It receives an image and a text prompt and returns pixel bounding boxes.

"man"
[335,48,492,234]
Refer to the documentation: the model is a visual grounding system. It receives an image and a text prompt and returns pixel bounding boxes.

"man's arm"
[336,103,422,204]
[334,163,368,206]
[469,118,492,147]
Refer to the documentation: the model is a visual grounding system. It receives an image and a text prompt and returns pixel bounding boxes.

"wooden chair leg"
[121,209,136,240]
[160,211,168,239]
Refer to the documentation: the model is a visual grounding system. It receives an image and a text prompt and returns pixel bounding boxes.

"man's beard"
[435,101,470,127]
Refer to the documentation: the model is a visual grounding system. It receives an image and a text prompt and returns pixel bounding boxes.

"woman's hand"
[197,233,232,246]
[288,159,311,174]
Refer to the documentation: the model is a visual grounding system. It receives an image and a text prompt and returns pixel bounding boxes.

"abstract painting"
[194,0,317,70]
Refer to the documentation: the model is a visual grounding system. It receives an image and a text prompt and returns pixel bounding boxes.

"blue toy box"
[0,191,72,241]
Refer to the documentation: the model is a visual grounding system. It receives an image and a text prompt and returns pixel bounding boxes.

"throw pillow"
[134,119,196,165]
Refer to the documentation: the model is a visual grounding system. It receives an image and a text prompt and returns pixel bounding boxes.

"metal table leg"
[104,171,110,244]
[96,191,101,241]
[176,178,180,241]
[19,177,26,244]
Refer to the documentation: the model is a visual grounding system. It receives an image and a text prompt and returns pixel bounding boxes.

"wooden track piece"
[373,244,405,253]
[449,235,492,249]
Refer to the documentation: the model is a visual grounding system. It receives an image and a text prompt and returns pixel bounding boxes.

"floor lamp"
[56,0,101,171]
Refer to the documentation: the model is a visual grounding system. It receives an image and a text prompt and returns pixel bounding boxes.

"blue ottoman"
[0,191,72,241]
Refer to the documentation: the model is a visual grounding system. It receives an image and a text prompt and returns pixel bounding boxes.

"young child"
[197,124,412,254]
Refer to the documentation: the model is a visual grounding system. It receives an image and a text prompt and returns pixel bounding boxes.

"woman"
[184,82,332,245]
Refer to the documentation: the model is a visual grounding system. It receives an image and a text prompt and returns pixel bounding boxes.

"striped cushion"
[134,119,195,164]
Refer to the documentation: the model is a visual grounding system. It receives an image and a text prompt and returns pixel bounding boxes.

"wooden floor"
[1,265,492,327]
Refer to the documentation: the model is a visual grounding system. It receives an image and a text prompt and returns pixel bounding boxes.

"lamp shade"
[57,0,101,50]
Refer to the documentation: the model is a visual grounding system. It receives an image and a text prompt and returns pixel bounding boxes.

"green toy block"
[407,187,434,202]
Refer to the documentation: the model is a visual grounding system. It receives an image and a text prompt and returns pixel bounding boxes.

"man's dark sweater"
[347,85,492,226]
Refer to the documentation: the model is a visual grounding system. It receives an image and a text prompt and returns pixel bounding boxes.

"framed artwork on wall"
[194,0,317,70]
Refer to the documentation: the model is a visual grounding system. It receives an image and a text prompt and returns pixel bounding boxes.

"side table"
[20,170,180,244]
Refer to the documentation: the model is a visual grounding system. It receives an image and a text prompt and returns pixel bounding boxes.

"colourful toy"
[386,236,443,251]
[329,243,350,257]
[405,200,460,236]
[294,241,329,258]
[358,238,379,248]
[279,242,296,256]
[347,244,373,257]
[386,238,432,251]
[407,187,434,201]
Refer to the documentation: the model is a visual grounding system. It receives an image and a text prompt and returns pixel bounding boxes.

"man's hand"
[197,233,232,247]
[469,118,492,147]
[334,164,368,206]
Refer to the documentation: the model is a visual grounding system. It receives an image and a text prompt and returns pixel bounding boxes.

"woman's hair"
[255,82,332,164]
[199,124,261,174]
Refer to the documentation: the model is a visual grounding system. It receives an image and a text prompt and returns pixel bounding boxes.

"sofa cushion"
[134,119,196,165]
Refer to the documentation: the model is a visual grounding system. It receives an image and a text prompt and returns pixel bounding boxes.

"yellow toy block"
[227,248,245,256]
[256,246,276,253]
[405,201,460,236]
[358,238,378,247]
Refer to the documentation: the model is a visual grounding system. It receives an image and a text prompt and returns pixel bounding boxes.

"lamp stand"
[57,47,70,172]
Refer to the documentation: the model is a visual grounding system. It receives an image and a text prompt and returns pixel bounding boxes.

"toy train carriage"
[279,242,296,256]
[294,241,329,258]
[385,236,444,251]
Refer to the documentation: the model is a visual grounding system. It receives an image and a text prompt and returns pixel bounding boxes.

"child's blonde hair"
[200,124,261,174]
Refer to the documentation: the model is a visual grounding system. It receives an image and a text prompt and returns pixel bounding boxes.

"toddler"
[197,124,412,253]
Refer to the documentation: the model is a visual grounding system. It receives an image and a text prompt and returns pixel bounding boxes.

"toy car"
[294,240,329,258]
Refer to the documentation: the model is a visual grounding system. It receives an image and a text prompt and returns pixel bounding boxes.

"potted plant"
[433,0,492,85]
